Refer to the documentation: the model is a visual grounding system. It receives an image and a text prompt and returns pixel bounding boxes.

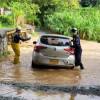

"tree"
[62,0,80,9]
[80,0,100,7]
[33,0,61,25]
[9,1,40,25]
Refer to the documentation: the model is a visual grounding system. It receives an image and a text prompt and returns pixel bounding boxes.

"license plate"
[50,59,59,65]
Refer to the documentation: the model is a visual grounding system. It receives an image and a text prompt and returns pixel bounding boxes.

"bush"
[9,1,40,26]
[44,7,100,42]
[0,15,15,28]
[0,15,10,25]
[2,51,11,57]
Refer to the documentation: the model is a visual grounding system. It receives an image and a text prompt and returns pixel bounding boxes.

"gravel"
[0,81,100,96]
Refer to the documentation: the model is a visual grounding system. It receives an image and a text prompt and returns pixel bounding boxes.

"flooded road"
[0,36,100,86]
[0,35,100,99]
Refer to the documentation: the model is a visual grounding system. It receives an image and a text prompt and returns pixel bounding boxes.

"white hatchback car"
[32,34,75,68]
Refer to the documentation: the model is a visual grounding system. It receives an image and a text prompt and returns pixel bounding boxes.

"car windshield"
[40,36,71,46]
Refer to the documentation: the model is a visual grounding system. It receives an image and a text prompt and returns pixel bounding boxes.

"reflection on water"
[31,68,81,85]
[13,66,21,80]
[70,94,76,100]
[0,84,100,100]
[0,59,81,85]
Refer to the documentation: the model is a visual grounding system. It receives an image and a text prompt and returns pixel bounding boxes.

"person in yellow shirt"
[11,26,31,64]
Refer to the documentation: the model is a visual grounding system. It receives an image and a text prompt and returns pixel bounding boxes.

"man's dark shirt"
[73,35,81,49]
[12,32,29,43]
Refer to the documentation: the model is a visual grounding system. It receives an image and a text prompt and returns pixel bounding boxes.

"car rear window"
[40,36,71,46]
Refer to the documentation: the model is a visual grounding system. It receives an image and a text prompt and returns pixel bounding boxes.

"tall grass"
[44,7,100,42]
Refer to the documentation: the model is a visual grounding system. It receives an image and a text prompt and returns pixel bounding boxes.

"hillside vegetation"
[0,0,100,42]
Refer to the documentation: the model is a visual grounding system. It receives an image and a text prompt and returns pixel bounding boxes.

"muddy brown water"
[0,36,100,99]
[0,37,100,86]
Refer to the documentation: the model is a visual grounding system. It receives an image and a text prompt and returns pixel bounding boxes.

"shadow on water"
[30,65,82,86]
[31,64,75,69]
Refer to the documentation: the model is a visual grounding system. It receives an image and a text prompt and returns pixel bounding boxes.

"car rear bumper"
[32,53,75,67]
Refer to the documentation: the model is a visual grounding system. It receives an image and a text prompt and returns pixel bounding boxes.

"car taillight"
[34,45,47,52]
[64,48,74,55]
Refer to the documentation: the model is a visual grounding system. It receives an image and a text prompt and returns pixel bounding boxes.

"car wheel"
[70,66,74,69]
[31,60,36,68]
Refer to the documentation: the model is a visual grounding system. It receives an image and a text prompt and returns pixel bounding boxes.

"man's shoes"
[80,63,84,70]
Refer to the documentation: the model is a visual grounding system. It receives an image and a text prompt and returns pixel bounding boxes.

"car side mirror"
[33,41,37,44]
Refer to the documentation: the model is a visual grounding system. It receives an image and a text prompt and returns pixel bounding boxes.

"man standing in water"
[11,26,31,64]
[71,28,84,69]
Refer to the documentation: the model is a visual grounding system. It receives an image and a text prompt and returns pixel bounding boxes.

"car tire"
[31,60,36,68]
[70,66,74,69]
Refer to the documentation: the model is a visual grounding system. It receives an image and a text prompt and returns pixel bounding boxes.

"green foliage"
[0,15,15,28]
[34,0,60,7]
[2,51,11,57]
[9,1,40,25]
[35,0,80,26]
[0,15,10,24]
[1,0,100,42]
[80,0,100,7]
[61,0,80,9]
[0,0,80,27]
[44,7,100,42]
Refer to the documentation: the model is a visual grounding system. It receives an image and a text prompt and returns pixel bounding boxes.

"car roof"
[40,34,70,39]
